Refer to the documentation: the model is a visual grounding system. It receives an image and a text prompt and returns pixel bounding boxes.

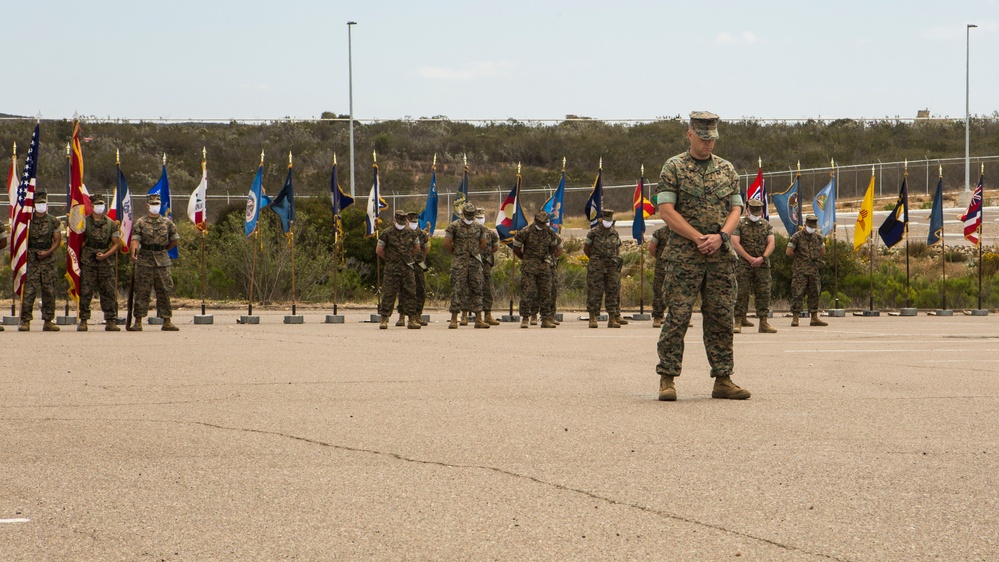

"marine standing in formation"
[378,210,421,330]
[19,192,61,332]
[396,211,429,327]
[731,198,777,334]
[513,210,562,328]
[476,207,501,326]
[654,111,750,401]
[786,214,828,327]
[648,224,671,328]
[78,194,121,332]
[444,202,489,329]
[128,194,180,331]
[584,209,626,328]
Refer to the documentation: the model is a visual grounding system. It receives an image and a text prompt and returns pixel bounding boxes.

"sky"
[4,0,998,122]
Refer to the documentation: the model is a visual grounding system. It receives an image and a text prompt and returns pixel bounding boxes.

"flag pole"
[200,148,208,316]
[64,142,71,319]
[332,153,340,317]
[939,165,947,311]
[10,141,17,318]
[977,163,984,310]
[868,167,875,312]
[248,150,263,317]
[904,161,911,308]
[639,164,646,316]
[289,151,297,317]
[374,152,381,309]
[114,149,121,319]
[831,159,839,309]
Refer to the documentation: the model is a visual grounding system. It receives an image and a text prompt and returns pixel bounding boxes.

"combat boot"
[43,320,60,332]
[395,312,406,327]
[161,319,180,331]
[658,375,676,402]
[449,312,459,329]
[520,317,529,328]
[18,322,29,332]
[810,312,828,327]
[379,316,389,330]
[540,317,556,328]
[607,316,621,328]
[711,376,751,400]
[733,318,741,333]
[460,311,468,326]
[105,321,121,332]
[530,314,538,326]
[474,316,490,329]
[652,317,663,328]
[77,320,88,332]
[419,315,428,326]
[588,317,598,329]
[758,318,777,333]
[407,315,422,329]
[614,315,629,325]
[484,311,500,326]
[553,318,561,325]
[127,318,143,331]
[741,316,754,327]
[791,314,799,327]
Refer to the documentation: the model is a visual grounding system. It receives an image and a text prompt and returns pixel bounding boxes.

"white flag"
[188,161,207,230]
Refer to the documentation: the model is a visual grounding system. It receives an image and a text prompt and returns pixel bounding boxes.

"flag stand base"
[283,315,304,324]
[193,315,214,325]
[968,309,989,316]
[899,308,917,316]
[2,316,19,326]
[368,314,382,323]
[827,309,846,317]
[500,315,520,322]
[237,315,260,324]
[324,314,345,324]
[854,310,881,317]
[579,314,609,321]
[147,316,164,325]
[630,313,652,321]
[931,310,954,316]
[55,316,77,325]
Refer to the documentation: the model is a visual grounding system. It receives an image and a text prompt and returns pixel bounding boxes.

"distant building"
[916,109,931,119]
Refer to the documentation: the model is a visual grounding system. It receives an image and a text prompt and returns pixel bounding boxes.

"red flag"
[960,175,983,245]
[746,164,769,220]
[66,121,92,303]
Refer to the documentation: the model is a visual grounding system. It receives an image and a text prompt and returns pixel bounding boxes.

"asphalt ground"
[2,310,998,561]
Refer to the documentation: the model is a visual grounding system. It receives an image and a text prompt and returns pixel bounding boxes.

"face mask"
[394,222,406,230]
[35,203,48,213]
[601,220,613,229]
[748,214,760,222]
[408,221,419,230]
[535,223,544,230]
[805,227,815,234]
[462,218,474,225]
[148,205,161,215]
[475,217,485,225]
[93,205,106,215]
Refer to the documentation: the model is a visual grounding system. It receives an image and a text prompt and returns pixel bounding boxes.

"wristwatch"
[719,232,730,244]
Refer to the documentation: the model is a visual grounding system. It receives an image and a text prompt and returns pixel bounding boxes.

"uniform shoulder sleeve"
[444,222,456,238]
[584,228,595,245]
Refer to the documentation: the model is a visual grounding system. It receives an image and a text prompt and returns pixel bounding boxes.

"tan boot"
[588,317,598,328]
[540,317,556,328]
[18,322,30,332]
[484,311,500,326]
[607,316,621,328]
[810,312,828,326]
[449,312,459,329]
[407,315,422,329]
[395,313,406,327]
[379,316,389,330]
[791,314,799,327]
[520,317,529,328]
[652,317,663,328]
[43,320,60,332]
[77,320,88,332]
[614,315,629,325]
[105,321,121,332]
[127,318,143,331]
[658,375,677,401]
[474,315,490,329]
[161,318,180,331]
[418,314,428,326]
[733,317,742,333]
[530,314,538,326]
[741,316,754,327]
[712,376,751,400]
[758,318,777,333]
[460,311,468,326]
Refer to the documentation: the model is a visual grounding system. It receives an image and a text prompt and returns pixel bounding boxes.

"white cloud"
[419,61,515,81]
[716,31,759,45]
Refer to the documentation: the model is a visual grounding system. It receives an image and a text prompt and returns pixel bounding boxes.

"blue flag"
[771,176,801,236]
[927,177,944,246]
[451,167,469,222]
[812,178,836,236]
[269,165,295,234]
[584,168,603,228]
[330,161,354,220]
[147,165,178,259]
[878,176,908,248]
[419,166,439,234]
[541,171,566,232]
[244,165,270,236]
[496,174,527,242]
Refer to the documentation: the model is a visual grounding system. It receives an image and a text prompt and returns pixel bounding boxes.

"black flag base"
[930,309,955,316]
[827,308,846,317]
[283,314,304,324]
[1,315,19,326]
[500,314,520,322]
[55,315,77,326]
[194,314,214,324]
[898,308,918,317]
[147,316,165,325]
[324,314,345,324]
[630,313,652,321]
[237,315,260,324]
[968,309,990,316]
[853,310,881,317]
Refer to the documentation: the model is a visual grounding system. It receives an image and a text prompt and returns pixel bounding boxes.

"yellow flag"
[854,174,875,250]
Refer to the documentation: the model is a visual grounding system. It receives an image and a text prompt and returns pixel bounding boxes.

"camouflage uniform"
[584,217,622,319]
[733,215,773,319]
[79,214,120,323]
[513,219,561,321]
[397,218,429,318]
[788,227,825,314]
[131,213,179,319]
[655,149,742,379]
[378,222,419,317]
[445,217,487,314]
[481,227,500,314]
[650,226,671,320]
[20,211,61,323]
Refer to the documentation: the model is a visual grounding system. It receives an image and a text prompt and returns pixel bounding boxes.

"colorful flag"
[771,175,801,236]
[927,176,944,246]
[109,163,134,254]
[365,162,387,237]
[878,176,908,248]
[148,163,177,258]
[632,175,654,243]
[584,166,603,228]
[451,164,469,222]
[330,159,353,243]
[10,124,39,297]
[419,164,439,234]
[812,179,836,236]
[496,173,527,243]
[269,163,295,234]
[960,173,984,245]
[854,173,875,250]
[187,159,208,231]
[244,165,269,237]
[541,170,566,232]
[66,121,93,304]
[7,146,18,225]
[746,164,769,220]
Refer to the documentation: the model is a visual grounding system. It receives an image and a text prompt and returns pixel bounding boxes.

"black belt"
[28,243,50,250]
[141,244,167,251]
[85,245,110,251]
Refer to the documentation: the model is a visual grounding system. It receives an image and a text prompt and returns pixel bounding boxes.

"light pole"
[965,23,977,193]
[347,20,357,198]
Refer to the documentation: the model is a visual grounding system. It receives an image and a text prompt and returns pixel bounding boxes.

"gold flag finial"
[758,157,762,168]
[599,157,603,170]
[871,166,875,176]
[939,164,943,178]
[66,142,70,157]
[260,150,265,165]
[831,158,835,168]
[11,142,15,157]
[116,148,120,165]
[202,146,207,161]
[433,152,437,167]
[982,162,985,175]
[372,150,377,163]
[463,153,467,167]
[517,162,521,175]
[641,164,645,177]
[289,151,293,167]
[162,153,167,166]
[562,156,566,170]
[333,152,337,166]
[797,161,801,173]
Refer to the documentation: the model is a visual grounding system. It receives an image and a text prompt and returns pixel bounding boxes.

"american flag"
[10,124,39,297]
[961,174,983,246]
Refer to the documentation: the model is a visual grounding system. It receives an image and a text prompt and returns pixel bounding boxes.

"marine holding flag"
[19,192,62,332]
[128,193,180,331]
[77,194,121,331]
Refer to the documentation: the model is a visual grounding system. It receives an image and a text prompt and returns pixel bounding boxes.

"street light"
[347,21,357,198]
[965,23,977,193]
